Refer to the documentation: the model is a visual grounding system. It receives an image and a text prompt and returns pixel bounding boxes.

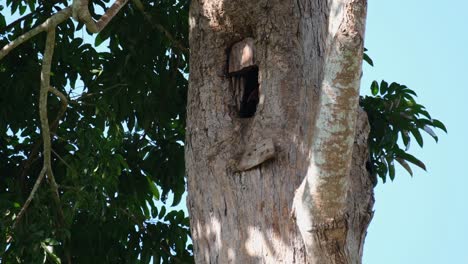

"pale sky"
[361,1,468,263]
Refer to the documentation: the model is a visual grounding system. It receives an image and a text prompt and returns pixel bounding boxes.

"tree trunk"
[186,0,374,263]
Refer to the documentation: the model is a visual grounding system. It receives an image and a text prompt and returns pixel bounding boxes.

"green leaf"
[377,156,388,181]
[387,157,395,181]
[411,128,424,147]
[380,80,388,95]
[0,15,6,28]
[432,119,448,133]
[396,158,413,176]
[423,125,438,142]
[27,0,35,12]
[397,151,427,171]
[146,176,160,200]
[172,191,183,207]
[116,154,129,169]
[363,53,374,66]
[401,130,411,151]
[64,144,76,152]
[19,4,26,15]
[388,82,399,94]
[95,34,106,47]
[158,206,166,219]
[370,81,379,96]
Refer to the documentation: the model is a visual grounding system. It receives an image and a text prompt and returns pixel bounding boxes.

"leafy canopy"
[361,50,447,184]
[1,0,192,263]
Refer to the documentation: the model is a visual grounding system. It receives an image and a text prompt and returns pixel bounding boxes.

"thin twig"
[131,0,189,53]
[12,167,47,229]
[49,87,68,109]
[51,148,74,172]
[72,83,128,101]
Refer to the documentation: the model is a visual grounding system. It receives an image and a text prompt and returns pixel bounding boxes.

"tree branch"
[49,86,69,112]
[12,167,47,229]
[71,83,128,101]
[13,29,66,230]
[40,28,66,229]
[72,0,129,33]
[51,148,74,173]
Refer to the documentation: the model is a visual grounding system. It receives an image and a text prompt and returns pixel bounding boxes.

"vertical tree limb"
[40,28,66,228]
[292,0,368,262]
[12,29,67,250]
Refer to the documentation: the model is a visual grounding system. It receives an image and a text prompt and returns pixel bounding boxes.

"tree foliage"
[361,52,447,184]
[0,1,445,263]
[1,0,192,262]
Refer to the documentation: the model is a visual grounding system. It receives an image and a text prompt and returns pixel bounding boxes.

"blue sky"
[361,1,468,263]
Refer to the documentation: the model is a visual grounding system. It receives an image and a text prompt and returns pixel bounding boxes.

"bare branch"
[72,0,129,33]
[0,7,72,60]
[72,83,128,101]
[39,29,54,177]
[52,148,74,173]
[131,0,188,53]
[48,86,68,108]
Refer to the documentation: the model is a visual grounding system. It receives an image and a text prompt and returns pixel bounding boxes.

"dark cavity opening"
[239,67,259,118]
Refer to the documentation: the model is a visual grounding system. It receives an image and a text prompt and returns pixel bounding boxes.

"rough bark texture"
[186,0,373,263]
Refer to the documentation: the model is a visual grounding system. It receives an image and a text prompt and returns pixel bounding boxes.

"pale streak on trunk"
[186,0,373,263]
[292,0,368,262]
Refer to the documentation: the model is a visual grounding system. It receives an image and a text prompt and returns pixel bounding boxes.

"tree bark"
[186,0,373,263]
